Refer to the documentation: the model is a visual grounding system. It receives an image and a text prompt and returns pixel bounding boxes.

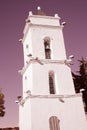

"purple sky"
[0,0,87,128]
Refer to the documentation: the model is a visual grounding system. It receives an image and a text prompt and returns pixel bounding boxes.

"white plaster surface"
[19,13,87,130]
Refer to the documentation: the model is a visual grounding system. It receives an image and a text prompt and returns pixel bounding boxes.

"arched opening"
[49,71,55,94]
[49,116,60,130]
[44,37,51,59]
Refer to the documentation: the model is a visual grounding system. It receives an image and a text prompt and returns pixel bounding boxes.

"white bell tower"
[18,7,87,130]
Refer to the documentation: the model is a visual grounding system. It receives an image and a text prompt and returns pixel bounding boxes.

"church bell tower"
[18,7,87,130]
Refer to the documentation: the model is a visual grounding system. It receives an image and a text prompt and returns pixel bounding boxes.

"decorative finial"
[29,11,33,16]
[54,14,59,18]
[37,6,46,15]
[37,6,41,10]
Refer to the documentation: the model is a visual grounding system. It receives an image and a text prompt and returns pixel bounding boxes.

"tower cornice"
[21,23,63,44]
[18,57,73,75]
[16,93,82,106]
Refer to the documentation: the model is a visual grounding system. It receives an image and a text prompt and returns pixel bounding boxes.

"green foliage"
[0,92,5,117]
[73,58,87,112]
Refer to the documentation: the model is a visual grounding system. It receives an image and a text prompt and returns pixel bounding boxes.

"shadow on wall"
[0,127,19,130]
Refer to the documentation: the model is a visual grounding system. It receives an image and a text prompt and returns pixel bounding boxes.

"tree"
[0,90,5,117]
[72,58,87,112]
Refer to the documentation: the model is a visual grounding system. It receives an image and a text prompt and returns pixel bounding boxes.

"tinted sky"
[0,0,87,128]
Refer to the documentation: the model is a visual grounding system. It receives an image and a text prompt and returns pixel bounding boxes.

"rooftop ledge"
[28,8,60,19]
[26,12,61,26]
[27,13,60,20]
